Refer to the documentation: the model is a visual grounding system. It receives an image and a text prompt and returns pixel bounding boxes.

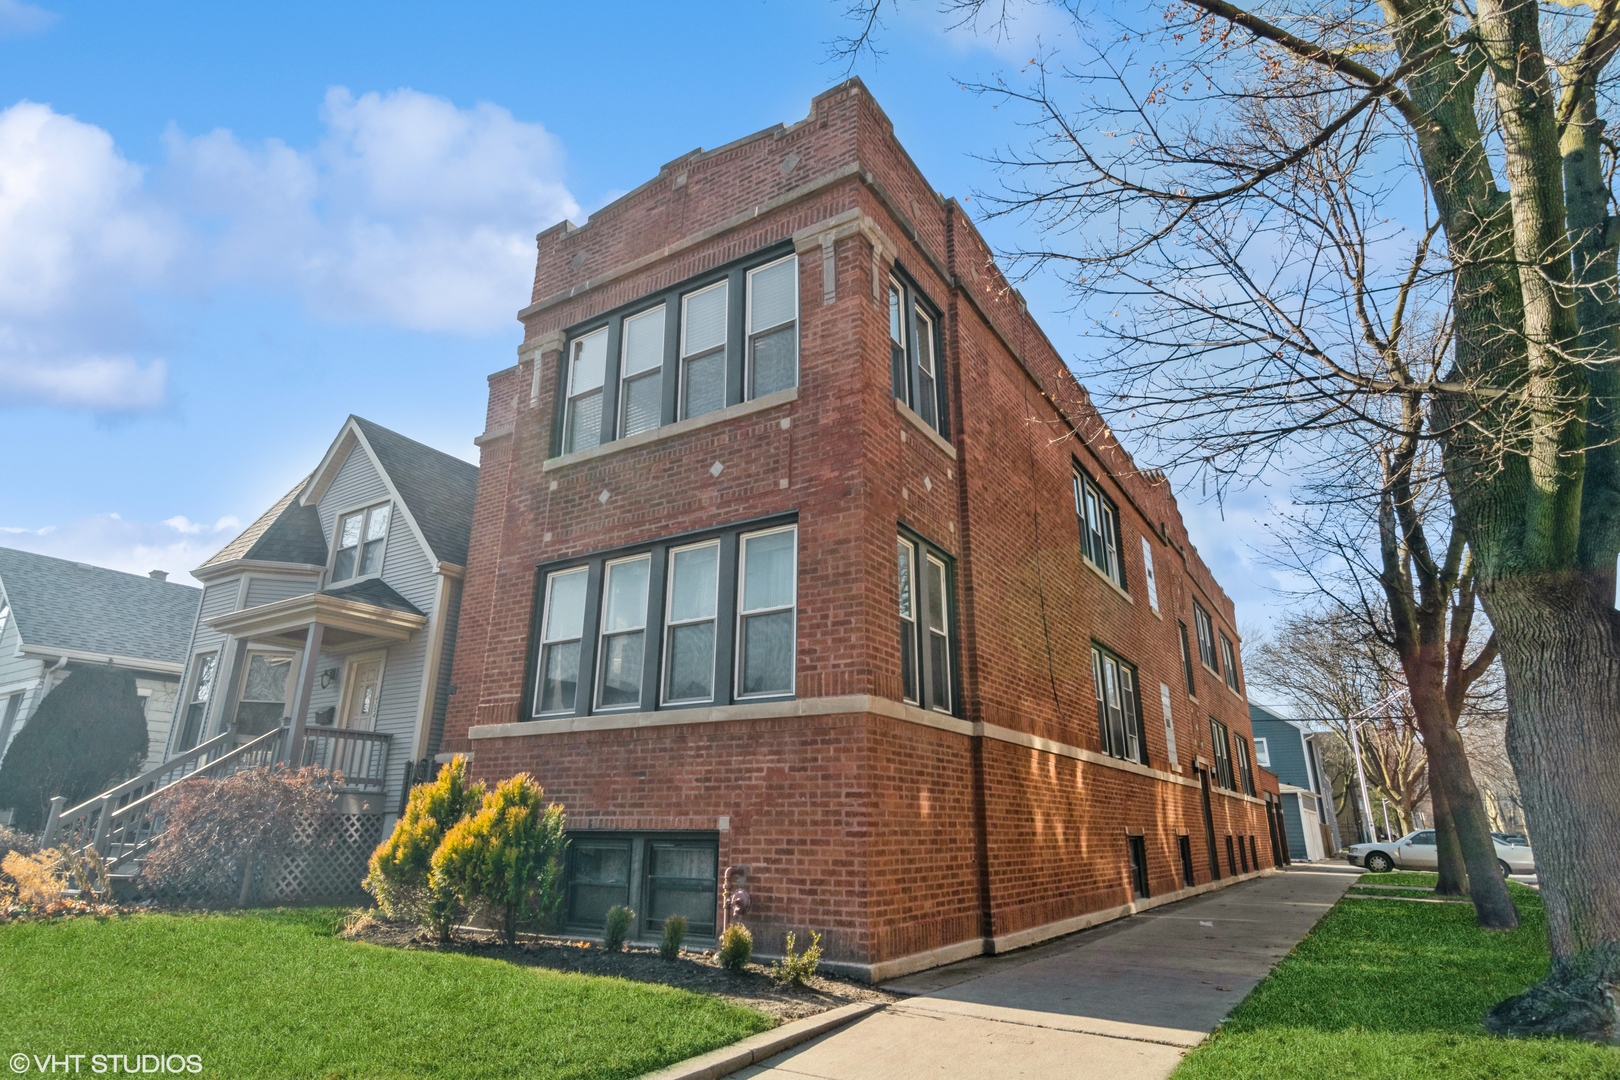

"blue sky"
[0,0,1285,631]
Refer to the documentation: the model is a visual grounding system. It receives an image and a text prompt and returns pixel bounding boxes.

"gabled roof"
[1249,702,1305,731]
[0,546,201,666]
[198,478,328,571]
[305,416,479,568]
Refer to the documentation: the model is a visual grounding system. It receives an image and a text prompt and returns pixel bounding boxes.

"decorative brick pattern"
[444,80,1277,974]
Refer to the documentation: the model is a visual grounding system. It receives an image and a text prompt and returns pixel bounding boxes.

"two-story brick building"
[440,80,1280,980]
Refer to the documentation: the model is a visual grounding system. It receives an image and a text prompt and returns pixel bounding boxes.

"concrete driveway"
[733,863,1359,1080]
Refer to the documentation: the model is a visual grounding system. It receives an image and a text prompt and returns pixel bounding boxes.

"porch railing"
[299,728,390,795]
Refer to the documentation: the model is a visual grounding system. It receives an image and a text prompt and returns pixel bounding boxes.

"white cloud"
[0,0,56,40]
[0,512,244,586]
[0,87,579,414]
[0,101,177,411]
[168,87,580,334]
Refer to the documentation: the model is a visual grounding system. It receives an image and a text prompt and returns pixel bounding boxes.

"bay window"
[528,517,798,719]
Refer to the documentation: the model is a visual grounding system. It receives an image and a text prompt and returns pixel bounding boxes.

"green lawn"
[1175,876,1620,1080]
[0,908,772,1079]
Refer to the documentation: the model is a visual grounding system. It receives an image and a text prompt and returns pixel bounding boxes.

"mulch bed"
[341,915,900,1021]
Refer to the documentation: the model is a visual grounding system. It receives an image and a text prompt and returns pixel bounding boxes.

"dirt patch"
[340,915,900,1021]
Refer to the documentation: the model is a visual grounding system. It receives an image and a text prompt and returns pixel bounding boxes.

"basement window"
[564,833,718,941]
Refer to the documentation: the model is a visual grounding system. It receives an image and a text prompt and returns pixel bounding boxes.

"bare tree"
[838,0,1620,1035]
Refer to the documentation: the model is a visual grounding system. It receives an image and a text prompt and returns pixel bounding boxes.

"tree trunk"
[1432,783,1468,896]
[1482,572,1620,1041]
[1420,711,1518,927]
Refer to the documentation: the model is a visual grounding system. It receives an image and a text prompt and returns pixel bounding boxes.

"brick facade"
[442,80,1282,980]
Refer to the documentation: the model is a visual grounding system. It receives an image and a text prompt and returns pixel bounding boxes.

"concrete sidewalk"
[732,863,1359,1080]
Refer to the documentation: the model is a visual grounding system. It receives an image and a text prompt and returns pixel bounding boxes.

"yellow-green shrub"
[718,922,753,970]
[429,773,566,945]
[363,755,484,941]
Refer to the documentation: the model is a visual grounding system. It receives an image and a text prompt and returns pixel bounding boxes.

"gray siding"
[1283,793,1310,860]
[0,588,44,764]
[317,446,441,810]
[244,575,317,609]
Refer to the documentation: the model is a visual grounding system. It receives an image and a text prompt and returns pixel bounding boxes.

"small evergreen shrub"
[364,755,484,941]
[718,922,753,970]
[429,773,566,945]
[603,904,634,952]
[770,930,823,987]
[660,914,688,960]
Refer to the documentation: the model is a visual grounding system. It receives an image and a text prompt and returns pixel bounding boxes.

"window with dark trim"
[1193,601,1219,672]
[888,273,949,437]
[555,245,798,457]
[1234,734,1256,796]
[1128,835,1149,899]
[1178,620,1197,698]
[1091,644,1146,764]
[528,517,796,718]
[897,531,957,714]
[1074,471,1124,589]
[1209,716,1235,790]
[1178,835,1195,887]
[1219,632,1241,692]
[564,832,718,940]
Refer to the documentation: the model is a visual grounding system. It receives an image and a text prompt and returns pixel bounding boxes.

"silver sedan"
[1345,829,1536,877]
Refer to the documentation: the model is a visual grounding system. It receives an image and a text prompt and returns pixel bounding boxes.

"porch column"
[284,622,325,767]
[206,637,249,743]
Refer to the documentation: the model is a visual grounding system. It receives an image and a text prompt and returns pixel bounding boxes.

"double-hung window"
[897,532,956,713]
[746,255,798,398]
[332,503,390,582]
[1178,620,1198,698]
[565,328,609,453]
[1234,735,1256,796]
[663,542,719,704]
[1073,471,1124,589]
[737,526,796,698]
[1193,601,1219,672]
[1092,644,1145,764]
[534,568,588,716]
[530,519,798,718]
[1219,632,1241,692]
[619,306,666,438]
[596,555,651,710]
[176,652,218,751]
[888,274,948,436]
[680,282,728,421]
[1209,716,1235,790]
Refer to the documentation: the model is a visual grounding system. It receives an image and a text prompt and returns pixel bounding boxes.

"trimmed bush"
[604,904,634,952]
[660,914,688,960]
[429,773,566,946]
[140,766,337,906]
[718,922,753,971]
[364,755,484,941]
[0,666,148,831]
[770,930,823,987]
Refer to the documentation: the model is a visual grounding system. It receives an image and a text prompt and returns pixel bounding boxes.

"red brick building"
[441,80,1282,980]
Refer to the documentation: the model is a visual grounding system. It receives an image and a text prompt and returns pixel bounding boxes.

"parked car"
[1345,829,1535,877]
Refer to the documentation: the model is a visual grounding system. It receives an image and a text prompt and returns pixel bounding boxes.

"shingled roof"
[350,417,479,567]
[0,547,201,666]
[198,478,328,571]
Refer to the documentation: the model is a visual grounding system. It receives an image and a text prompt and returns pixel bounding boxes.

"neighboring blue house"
[1249,702,1340,861]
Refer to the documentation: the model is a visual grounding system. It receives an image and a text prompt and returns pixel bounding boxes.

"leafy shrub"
[140,766,337,906]
[1,849,65,908]
[364,755,484,941]
[660,914,688,960]
[60,847,111,901]
[718,922,753,971]
[429,773,566,945]
[603,904,634,952]
[770,930,823,987]
[0,825,38,860]
[0,666,149,831]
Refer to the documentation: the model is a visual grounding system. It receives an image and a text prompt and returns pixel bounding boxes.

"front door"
[1198,767,1220,880]
[341,657,384,730]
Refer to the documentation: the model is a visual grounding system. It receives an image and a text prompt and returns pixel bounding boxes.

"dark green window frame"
[563,832,719,940]
[887,269,949,438]
[1091,642,1147,764]
[1209,716,1236,790]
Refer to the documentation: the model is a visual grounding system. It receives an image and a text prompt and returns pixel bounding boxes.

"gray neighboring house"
[164,416,477,830]
[1249,702,1342,861]
[0,548,202,798]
